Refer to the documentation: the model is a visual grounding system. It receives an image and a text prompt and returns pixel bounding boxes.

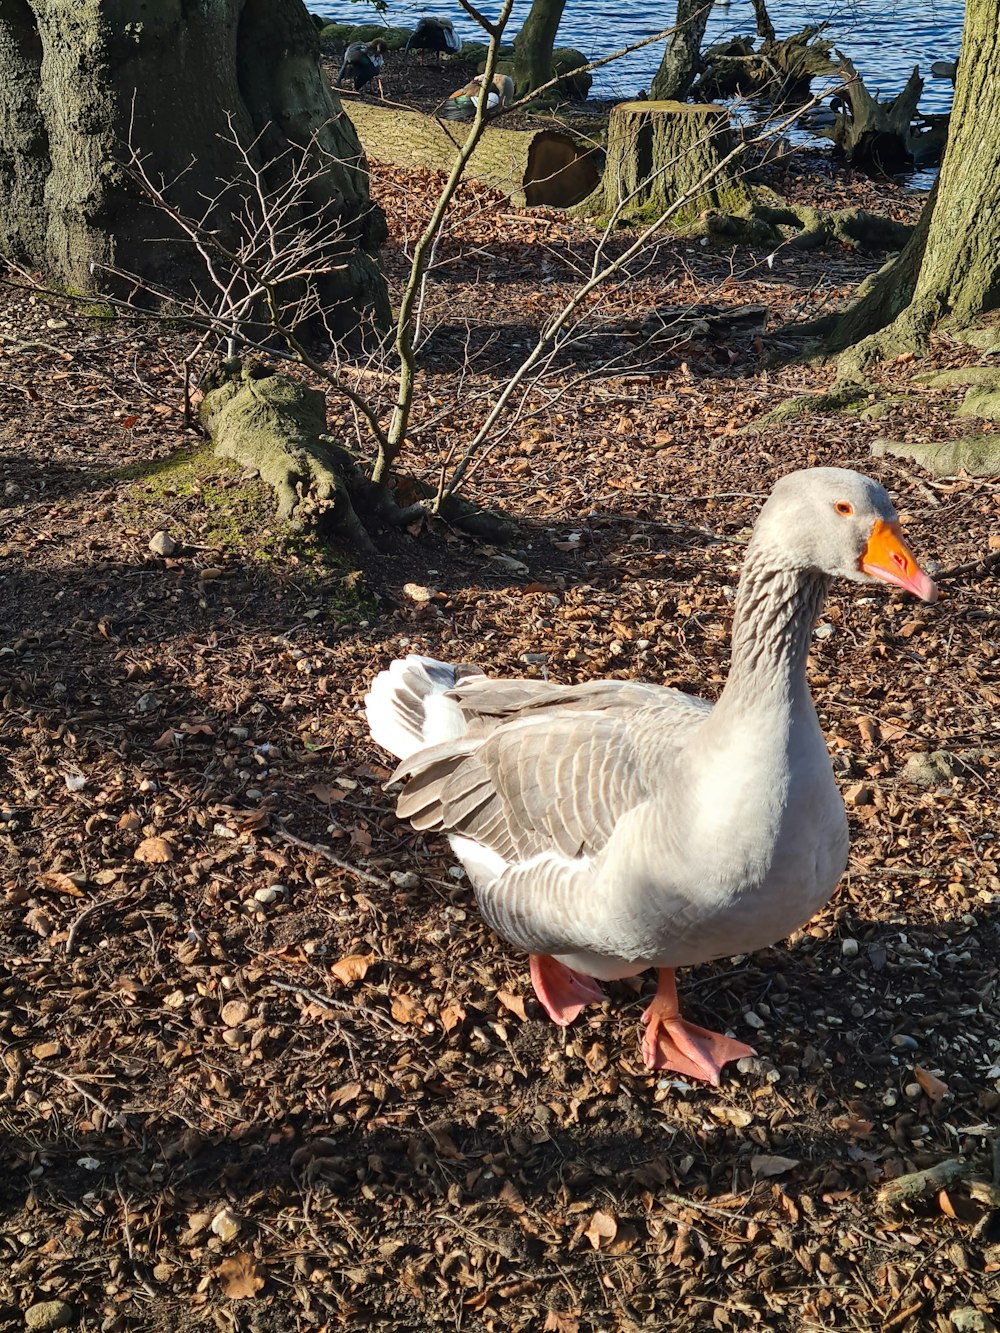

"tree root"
[200,364,378,553]
[199,362,518,553]
[744,381,877,430]
[871,432,1000,477]
[751,203,912,253]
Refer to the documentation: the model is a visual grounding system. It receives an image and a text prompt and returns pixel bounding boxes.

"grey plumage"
[366,468,937,1036]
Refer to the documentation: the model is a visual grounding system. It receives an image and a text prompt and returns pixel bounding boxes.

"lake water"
[318,0,963,110]
[317,0,964,184]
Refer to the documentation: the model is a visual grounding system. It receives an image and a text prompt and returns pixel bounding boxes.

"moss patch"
[870,433,1000,476]
[112,446,377,621]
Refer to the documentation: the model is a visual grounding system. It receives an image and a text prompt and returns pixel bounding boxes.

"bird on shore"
[441,72,514,122]
[405,16,461,62]
[337,39,388,95]
[366,469,937,1085]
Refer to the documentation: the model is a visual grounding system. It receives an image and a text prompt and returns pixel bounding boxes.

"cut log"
[574,100,752,228]
[830,54,924,171]
[343,102,600,207]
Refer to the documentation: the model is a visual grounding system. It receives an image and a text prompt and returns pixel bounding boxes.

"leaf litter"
[1,104,1000,1333]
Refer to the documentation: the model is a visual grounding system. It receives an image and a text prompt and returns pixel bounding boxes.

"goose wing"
[393,684,710,869]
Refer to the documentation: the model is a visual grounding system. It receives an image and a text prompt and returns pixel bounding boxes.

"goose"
[405,16,461,61]
[366,468,937,1085]
[442,73,515,122]
[338,39,388,94]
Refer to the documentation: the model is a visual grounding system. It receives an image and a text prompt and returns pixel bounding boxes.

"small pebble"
[389,871,420,890]
[883,1090,898,1107]
[221,1027,248,1047]
[24,1301,73,1331]
[254,886,283,905]
[743,1011,765,1030]
[841,937,859,958]
[892,1033,919,1050]
[904,1082,923,1100]
[148,530,177,557]
[210,1206,243,1242]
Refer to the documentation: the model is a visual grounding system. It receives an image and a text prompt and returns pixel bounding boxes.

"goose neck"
[720,549,830,710]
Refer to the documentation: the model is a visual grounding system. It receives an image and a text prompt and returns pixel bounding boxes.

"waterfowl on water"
[338,39,387,94]
[441,72,514,122]
[366,468,937,1085]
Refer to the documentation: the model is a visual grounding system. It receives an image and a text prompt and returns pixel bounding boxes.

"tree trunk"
[749,0,776,43]
[0,0,388,339]
[512,0,568,95]
[346,101,600,207]
[824,0,1000,376]
[650,0,715,102]
[576,100,752,228]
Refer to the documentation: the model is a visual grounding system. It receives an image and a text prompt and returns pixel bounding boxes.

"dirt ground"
[1,68,999,1333]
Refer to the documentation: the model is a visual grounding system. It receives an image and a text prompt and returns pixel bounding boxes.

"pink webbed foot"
[641,968,755,1085]
[529,953,604,1025]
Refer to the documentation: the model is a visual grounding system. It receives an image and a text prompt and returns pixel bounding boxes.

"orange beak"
[860,519,938,603]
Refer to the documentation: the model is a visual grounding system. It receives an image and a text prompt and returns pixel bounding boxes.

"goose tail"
[366,655,479,759]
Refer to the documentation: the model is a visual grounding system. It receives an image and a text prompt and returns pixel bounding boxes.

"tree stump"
[831,54,924,171]
[345,102,599,206]
[575,101,752,228]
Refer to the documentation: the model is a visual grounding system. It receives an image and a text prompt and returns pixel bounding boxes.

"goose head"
[754,467,938,602]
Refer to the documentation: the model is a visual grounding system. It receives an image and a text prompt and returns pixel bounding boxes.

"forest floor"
[2,63,1000,1333]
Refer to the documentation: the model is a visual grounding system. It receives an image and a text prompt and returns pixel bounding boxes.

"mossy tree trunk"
[650,0,715,102]
[577,100,751,227]
[823,0,1000,377]
[0,0,387,338]
[512,0,567,95]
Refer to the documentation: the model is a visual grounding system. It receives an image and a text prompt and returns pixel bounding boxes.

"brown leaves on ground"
[1,115,998,1333]
[133,835,173,864]
[217,1254,264,1299]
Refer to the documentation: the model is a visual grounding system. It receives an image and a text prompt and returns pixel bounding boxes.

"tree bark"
[512,0,568,95]
[576,100,752,228]
[824,0,1000,376]
[650,0,715,102]
[346,101,599,207]
[0,0,388,338]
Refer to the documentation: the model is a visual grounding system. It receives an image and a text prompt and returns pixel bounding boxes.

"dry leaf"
[329,1081,362,1107]
[329,953,373,985]
[496,989,528,1021]
[37,872,84,898]
[440,1002,466,1033]
[391,992,423,1024]
[751,1154,800,1179]
[915,1065,949,1103]
[583,1209,617,1250]
[544,1314,581,1333]
[306,783,346,804]
[134,835,173,864]
[217,1253,264,1300]
[938,1188,958,1219]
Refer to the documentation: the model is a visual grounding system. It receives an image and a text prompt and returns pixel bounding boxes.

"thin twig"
[270,819,391,889]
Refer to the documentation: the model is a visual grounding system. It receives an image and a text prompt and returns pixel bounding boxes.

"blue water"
[318,0,963,111]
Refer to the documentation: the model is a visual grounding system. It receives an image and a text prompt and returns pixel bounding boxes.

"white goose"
[366,468,937,1084]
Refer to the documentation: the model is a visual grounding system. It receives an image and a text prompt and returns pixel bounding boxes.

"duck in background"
[441,72,514,122]
[337,39,388,95]
[405,16,461,62]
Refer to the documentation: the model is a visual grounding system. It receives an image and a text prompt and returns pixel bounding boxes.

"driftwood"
[574,100,752,228]
[698,25,838,101]
[343,101,600,207]
[829,53,924,171]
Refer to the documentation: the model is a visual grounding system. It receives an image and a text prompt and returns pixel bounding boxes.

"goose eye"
[834,500,854,516]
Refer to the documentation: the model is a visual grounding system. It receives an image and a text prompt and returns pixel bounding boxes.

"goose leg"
[641,968,755,1085]
[529,954,604,1025]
